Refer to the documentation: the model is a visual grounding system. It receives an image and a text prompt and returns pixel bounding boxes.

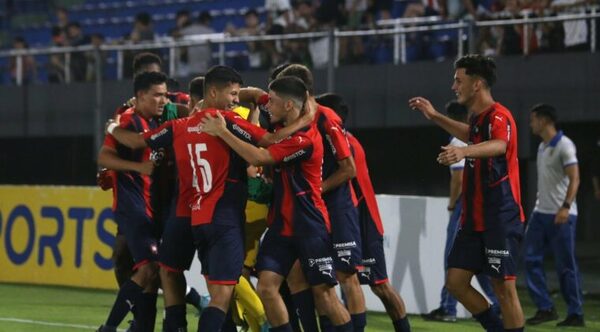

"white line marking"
[0,317,125,331]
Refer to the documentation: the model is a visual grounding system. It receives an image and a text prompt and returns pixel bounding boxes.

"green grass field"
[0,283,598,331]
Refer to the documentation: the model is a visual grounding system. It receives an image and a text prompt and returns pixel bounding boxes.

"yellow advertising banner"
[0,185,118,290]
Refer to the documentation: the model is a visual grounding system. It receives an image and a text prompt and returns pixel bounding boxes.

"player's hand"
[300,93,316,122]
[437,145,465,166]
[200,112,227,136]
[104,119,117,134]
[137,160,155,175]
[408,97,438,120]
[96,168,114,191]
[554,207,570,224]
[127,97,137,107]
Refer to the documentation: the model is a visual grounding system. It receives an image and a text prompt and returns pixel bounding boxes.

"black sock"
[280,282,301,332]
[198,306,226,332]
[392,316,411,332]
[185,287,202,310]
[136,292,158,332]
[221,309,237,332]
[319,315,335,332]
[334,321,354,332]
[165,304,187,330]
[473,307,503,332]
[351,312,366,332]
[292,289,319,332]
[105,280,143,327]
[504,328,524,332]
[269,323,293,332]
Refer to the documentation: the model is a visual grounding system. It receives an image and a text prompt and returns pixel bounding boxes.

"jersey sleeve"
[321,114,352,160]
[143,121,174,150]
[223,111,267,144]
[103,113,137,149]
[489,111,511,143]
[267,133,313,164]
[559,139,578,167]
[449,137,467,170]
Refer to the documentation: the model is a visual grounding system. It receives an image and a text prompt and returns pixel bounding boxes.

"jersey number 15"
[187,143,213,193]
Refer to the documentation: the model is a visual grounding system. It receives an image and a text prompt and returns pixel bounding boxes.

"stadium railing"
[1,9,598,88]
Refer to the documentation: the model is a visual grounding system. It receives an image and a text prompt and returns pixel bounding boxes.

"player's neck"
[201,98,220,110]
[283,109,300,127]
[133,107,153,120]
[468,93,495,116]
[540,126,557,143]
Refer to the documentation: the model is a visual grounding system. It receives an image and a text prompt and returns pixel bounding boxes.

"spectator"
[66,22,89,81]
[170,10,192,76]
[179,11,215,76]
[9,37,37,84]
[130,12,155,43]
[48,26,67,83]
[54,7,69,32]
[226,9,269,69]
[86,33,106,81]
[551,0,589,51]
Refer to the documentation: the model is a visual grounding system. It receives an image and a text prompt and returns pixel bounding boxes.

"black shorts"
[193,223,244,285]
[114,211,159,269]
[448,219,524,280]
[329,206,362,273]
[256,229,338,287]
[357,207,388,285]
[159,216,195,272]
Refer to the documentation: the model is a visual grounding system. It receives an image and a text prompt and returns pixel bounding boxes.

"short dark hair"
[245,8,259,18]
[198,11,212,24]
[454,54,496,87]
[204,65,243,94]
[278,64,314,95]
[269,63,291,82]
[134,71,168,95]
[316,93,349,123]
[189,76,205,100]
[132,52,162,74]
[135,12,152,26]
[530,103,557,124]
[269,76,308,108]
[445,100,468,122]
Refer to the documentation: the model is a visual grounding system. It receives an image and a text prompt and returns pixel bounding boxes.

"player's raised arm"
[409,96,470,142]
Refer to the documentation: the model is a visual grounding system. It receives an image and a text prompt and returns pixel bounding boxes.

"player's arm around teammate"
[201,76,354,332]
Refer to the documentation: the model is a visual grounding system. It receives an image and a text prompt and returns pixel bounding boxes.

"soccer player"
[525,104,584,327]
[200,76,354,332]
[316,93,411,332]
[409,54,525,332]
[278,64,367,332]
[97,71,169,332]
[421,101,499,323]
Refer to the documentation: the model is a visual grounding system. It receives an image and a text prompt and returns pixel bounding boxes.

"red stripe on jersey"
[280,170,294,236]
[138,116,154,219]
[348,133,384,235]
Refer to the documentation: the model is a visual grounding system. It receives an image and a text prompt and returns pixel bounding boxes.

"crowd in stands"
[3,0,599,84]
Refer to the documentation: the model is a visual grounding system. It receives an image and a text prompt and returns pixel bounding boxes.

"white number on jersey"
[187,143,213,193]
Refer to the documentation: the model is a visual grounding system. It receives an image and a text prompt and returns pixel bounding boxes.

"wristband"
[561,201,571,209]
[257,93,269,106]
[107,122,118,135]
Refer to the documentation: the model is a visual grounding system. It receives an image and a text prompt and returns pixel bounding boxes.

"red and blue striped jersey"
[315,104,357,210]
[462,102,525,231]
[267,123,331,237]
[143,109,265,226]
[348,132,384,236]
[103,108,158,218]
